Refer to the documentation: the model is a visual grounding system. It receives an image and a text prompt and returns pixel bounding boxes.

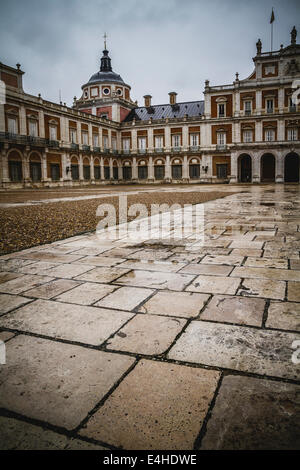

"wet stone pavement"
[0,184,299,450]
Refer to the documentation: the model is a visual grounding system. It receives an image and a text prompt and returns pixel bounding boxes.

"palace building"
[0,27,299,188]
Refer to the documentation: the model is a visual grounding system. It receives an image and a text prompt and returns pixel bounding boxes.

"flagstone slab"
[200,376,300,450]
[76,256,126,267]
[23,279,81,299]
[43,263,93,279]
[244,257,288,269]
[200,255,244,266]
[0,416,106,450]
[168,321,300,380]
[0,336,134,430]
[238,278,286,300]
[266,301,300,331]
[231,266,300,282]
[126,249,172,261]
[186,275,241,295]
[0,293,32,315]
[179,264,233,276]
[0,299,134,346]
[0,331,16,342]
[75,266,131,284]
[138,291,209,318]
[0,274,54,295]
[95,286,154,311]
[17,261,60,275]
[0,259,36,271]
[200,295,265,326]
[230,248,263,257]
[287,282,300,302]
[290,260,300,270]
[80,359,220,450]
[14,252,84,263]
[119,259,185,272]
[55,282,117,305]
[106,314,186,355]
[0,272,23,284]
[113,270,195,291]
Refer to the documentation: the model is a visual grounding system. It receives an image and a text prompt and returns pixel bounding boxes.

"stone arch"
[238,153,252,182]
[284,152,300,183]
[261,153,275,182]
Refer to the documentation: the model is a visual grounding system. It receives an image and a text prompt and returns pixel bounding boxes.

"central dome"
[88,70,124,85]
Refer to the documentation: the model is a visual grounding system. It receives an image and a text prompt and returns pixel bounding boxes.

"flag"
[270,9,275,24]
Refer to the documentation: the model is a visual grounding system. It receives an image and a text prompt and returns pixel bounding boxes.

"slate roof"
[123,100,204,122]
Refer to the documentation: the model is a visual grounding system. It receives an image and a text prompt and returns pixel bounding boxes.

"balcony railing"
[154,147,164,153]
[245,109,252,116]
[189,145,200,152]
[82,144,90,152]
[93,146,101,153]
[289,105,297,112]
[172,146,181,152]
[71,143,79,150]
[47,139,60,148]
[111,149,119,155]
[0,133,62,148]
[138,148,146,154]
[123,149,131,154]
[216,144,227,151]
[267,108,274,114]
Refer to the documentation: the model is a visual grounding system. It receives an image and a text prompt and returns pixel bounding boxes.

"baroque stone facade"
[0,27,299,188]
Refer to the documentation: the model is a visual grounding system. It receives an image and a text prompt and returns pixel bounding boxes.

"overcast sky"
[0,0,299,107]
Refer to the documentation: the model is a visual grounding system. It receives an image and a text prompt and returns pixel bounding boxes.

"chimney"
[143,95,152,107]
[169,92,177,105]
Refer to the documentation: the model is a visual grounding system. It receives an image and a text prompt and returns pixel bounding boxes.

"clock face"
[103,88,110,95]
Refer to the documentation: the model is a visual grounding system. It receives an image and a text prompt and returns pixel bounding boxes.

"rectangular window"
[103,136,108,149]
[49,125,57,141]
[104,166,110,180]
[266,99,274,113]
[8,117,17,134]
[243,130,253,143]
[123,166,132,180]
[29,120,38,137]
[217,132,226,146]
[9,161,22,181]
[70,129,77,143]
[30,162,41,181]
[189,164,200,179]
[217,164,228,179]
[218,103,225,117]
[122,138,130,150]
[172,134,180,148]
[138,137,147,150]
[265,129,275,141]
[83,165,90,180]
[113,166,118,180]
[112,137,117,150]
[155,136,163,148]
[287,128,298,141]
[190,134,199,146]
[244,101,252,114]
[93,134,99,147]
[82,132,88,145]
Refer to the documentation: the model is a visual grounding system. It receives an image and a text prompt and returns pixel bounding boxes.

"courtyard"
[0,184,299,450]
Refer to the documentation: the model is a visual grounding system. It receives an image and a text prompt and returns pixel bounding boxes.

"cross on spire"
[103,32,107,50]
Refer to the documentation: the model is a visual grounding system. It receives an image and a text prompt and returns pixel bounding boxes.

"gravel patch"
[0,191,232,255]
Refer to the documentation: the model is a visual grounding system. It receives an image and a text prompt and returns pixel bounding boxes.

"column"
[79,153,83,181]
[278,87,285,114]
[234,91,240,117]
[23,149,31,185]
[229,152,238,183]
[41,152,47,182]
[148,128,153,152]
[88,123,93,147]
[77,122,81,145]
[19,105,26,135]
[100,157,104,181]
[118,164,123,180]
[165,126,171,150]
[182,125,188,151]
[60,116,68,143]
[277,119,285,141]
[256,90,262,115]
[90,157,95,183]
[255,120,262,142]
[1,147,9,183]
[275,150,284,183]
[132,156,138,180]
[131,129,137,153]
[148,155,154,181]
[164,154,171,182]
[252,152,261,183]
[182,154,189,181]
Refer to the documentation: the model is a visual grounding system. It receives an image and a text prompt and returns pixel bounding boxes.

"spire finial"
[103,32,107,50]
[291,26,297,45]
